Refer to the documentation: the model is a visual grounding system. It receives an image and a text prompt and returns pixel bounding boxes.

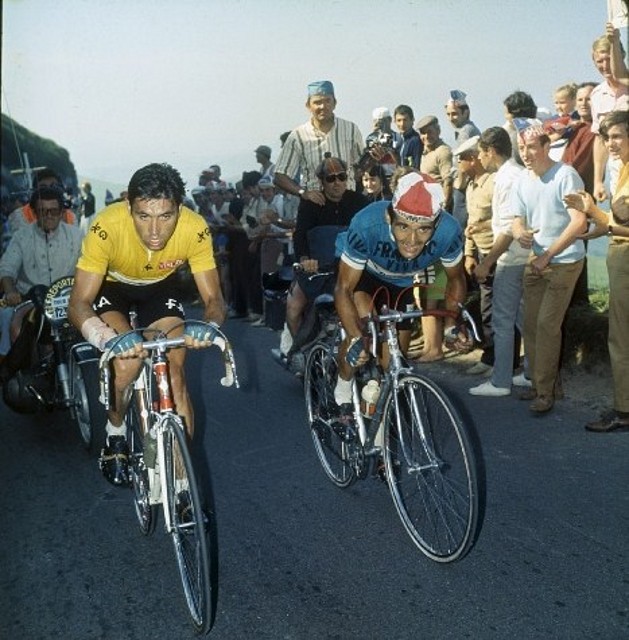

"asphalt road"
[1,317,628,640]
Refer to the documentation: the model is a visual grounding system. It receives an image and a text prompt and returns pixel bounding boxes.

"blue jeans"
[490,262,525,389]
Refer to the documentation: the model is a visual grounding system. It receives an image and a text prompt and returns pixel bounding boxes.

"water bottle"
[361,380,380,418]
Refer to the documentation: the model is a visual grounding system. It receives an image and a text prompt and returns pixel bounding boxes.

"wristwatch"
[607,224,614,237]
[298,188,306,198]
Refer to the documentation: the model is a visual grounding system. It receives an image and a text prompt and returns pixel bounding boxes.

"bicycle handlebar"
[292,262,335,281]
[100,321,239,389]
[368,304,481,343]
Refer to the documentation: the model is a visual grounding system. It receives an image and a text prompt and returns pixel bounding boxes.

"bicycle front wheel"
[304,342,356,488]
[383,374,479,562]
[162,416,217,634]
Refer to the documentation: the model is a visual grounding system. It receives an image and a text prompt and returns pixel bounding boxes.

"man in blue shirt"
[333,169,466,408]
[393,104,422,168]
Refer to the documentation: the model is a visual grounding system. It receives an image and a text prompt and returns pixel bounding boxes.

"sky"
[0,0,617,196]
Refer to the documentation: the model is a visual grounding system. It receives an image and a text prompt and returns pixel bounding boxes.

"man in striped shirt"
[274,80,364,206]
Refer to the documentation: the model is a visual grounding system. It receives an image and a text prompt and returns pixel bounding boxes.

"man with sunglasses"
[333,169,466,412]
[8,168,76,235]
[273,155,368,372]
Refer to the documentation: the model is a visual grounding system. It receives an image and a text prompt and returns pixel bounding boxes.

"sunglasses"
[324,172,348,183]
[38,207,63,218]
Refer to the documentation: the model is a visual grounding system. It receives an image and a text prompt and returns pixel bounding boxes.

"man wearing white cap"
[364,106,399,176]
[445,90,481,144]
[511,119,586,414]
[453,135,496,376]
[333,169,467,413]
[365,107,397,145]
[446,90,482,228]
[274,80,364,205]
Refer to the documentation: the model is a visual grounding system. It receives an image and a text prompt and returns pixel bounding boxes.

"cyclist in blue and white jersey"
[333,168,467,409]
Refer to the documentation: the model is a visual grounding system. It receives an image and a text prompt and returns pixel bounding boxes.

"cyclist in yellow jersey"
[69,163,226,486]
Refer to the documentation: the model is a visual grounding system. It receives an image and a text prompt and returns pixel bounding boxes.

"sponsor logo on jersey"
[159,259,185,270]
[90,221,108,240]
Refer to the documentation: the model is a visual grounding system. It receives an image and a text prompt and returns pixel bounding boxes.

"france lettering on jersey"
[336,201,463,287]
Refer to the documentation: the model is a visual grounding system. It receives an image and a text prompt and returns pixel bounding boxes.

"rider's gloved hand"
[443,324,473,354]
[184,321,221,346]
[345,336,367,367]
[104,332,143,356]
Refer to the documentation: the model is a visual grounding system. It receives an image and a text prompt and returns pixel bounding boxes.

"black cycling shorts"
[93,272,186,328]
[355,270,416,330]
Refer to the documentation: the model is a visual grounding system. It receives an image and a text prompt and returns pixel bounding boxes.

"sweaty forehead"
[131,198,178,215]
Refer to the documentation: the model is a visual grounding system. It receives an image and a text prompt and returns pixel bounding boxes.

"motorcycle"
[1,276,107,455]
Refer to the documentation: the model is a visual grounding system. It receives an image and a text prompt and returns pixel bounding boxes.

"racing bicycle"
[100,320,238,634]
[304,300,483,563]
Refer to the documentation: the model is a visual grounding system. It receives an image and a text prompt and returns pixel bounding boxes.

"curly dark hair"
[127,163,186,206]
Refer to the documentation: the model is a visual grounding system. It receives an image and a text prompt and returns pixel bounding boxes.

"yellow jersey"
[77,202,216,285]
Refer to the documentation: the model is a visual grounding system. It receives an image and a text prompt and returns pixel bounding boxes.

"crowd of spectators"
[0,21,627,430]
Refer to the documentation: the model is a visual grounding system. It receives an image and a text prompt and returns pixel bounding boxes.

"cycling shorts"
[93,272,186,328]
[355,270,415,330]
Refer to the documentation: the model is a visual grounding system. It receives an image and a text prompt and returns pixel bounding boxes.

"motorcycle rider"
[272,154,368,372]
[0,186,83,379]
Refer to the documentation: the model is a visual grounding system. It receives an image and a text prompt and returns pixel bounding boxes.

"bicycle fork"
[393,379,440,474]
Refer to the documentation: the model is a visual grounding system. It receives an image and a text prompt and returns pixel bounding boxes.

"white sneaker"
[469,381,510,397]
[466,362,493,376]
[512,372,533,387]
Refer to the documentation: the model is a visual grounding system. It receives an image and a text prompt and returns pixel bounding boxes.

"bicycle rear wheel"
[304,342,356,488]
[127,402,157,536]
[162,415,217,634]
[383,374,479,562]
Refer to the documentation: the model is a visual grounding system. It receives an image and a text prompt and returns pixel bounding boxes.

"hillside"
[1,113,78,201]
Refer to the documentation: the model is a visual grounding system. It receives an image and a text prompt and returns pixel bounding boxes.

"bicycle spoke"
[163,417,216,634]
[384,374,479,562]
[305,343,356,488]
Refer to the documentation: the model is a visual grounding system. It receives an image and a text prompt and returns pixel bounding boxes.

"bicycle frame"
[305,303,481,561]
[327,304,481,467]
[98,320,237,633]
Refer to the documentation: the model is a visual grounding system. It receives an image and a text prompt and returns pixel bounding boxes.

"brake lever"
[460,308,481,343]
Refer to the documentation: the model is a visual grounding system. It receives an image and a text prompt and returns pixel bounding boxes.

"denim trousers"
[523,258,584,397]
[607,242,629,413]
[490,262,526,389]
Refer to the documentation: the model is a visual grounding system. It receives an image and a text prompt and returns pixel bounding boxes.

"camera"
[355,132,394,171]
[374,132,393,147]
